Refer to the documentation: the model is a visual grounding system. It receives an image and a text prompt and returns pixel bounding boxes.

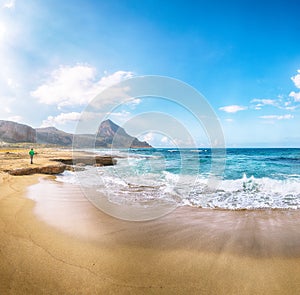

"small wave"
[56,171,78,184]
[181,174,300,210]
[167,149,179,153]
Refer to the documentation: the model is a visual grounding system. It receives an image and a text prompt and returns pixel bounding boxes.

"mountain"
[96,119,152,148]
[36,127,73,146]
[0,120,36,143]
[0,119,152,148]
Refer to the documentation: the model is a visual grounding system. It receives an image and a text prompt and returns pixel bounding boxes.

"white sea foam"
[56,168,300,210]
[182,174,300,210]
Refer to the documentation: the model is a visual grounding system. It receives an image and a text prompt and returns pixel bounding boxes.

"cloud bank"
[41,112,82,128]
[31,64,134,108]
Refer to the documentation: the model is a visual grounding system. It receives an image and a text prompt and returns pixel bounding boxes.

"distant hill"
[0,120,36,143]
[0,119,152,148]
[36,127,73,146]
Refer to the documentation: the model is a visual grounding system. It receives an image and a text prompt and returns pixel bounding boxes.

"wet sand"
[1,175,300,294]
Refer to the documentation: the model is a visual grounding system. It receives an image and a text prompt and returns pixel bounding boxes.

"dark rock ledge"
[51,156,117,166]
[8,164,66,176]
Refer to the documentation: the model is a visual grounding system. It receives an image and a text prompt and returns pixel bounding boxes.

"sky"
[0,0,300,147]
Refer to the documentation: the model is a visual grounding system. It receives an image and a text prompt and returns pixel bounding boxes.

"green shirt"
[29,150,35,156]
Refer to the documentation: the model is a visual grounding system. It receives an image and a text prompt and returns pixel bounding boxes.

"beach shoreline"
[1,173,300,294]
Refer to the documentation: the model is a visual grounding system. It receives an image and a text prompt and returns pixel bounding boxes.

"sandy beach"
[1,0,300,293]
[1,165,300,294]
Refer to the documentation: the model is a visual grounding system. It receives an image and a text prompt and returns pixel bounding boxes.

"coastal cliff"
[0,120,36,143]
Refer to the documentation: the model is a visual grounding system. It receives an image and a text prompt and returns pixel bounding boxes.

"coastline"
[1,174,300,294]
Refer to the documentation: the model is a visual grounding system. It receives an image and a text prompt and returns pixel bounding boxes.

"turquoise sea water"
[58,148,300,210]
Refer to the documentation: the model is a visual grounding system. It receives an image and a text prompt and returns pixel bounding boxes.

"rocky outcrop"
[51,156,117,166]
[0,120,36,143]
[4,154,117,176]
[96,119,152,148]
[8,164,66,176]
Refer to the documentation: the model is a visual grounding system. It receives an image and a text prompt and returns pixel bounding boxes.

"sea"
[57,148,300,210]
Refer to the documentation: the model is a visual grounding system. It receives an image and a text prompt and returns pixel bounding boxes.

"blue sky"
[0,0,300,147]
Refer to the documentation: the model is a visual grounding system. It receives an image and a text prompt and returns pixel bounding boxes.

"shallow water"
[27,177,300,258]
[59,148,300,210]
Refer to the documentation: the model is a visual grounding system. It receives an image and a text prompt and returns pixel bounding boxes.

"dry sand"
[0,147,79,173]
[1,150,300,294]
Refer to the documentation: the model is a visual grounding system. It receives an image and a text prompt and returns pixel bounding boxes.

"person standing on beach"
[29,148,35,164]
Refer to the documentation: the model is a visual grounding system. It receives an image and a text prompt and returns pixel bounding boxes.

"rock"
[38,164,66,174]
[8,164,66,176]
[51,158,74,165]
[52,156,117,166]
[95,156,117,166]
[65,165,85,172]
[65,165,75,172]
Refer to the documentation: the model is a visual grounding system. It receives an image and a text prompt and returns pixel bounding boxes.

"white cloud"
[259,114,294,120]
[98,70,133,89]
[125,98,141,109]
[250,96,299,111]
[0,22,7,43]
[6,78,19,89]
[250,98,283,110]
[289,91,300,102]
[139,133,177,147]
[141,132,155,142]
[0,96,16,115]
[289,70,300,102]
[140,132,189,147]
[161,136,169,143]
[4,106,11,113]
[219,105,247,113]
[108,110,132,124]
[291,70,300,88]
[31,64,134,108]
[41,112,81,127]
[7,115,22,122]
[251,98,277,106]
[3,0,15,9]
[225,118,234,122]
[285,106,297,111]
[131,98,141,105]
